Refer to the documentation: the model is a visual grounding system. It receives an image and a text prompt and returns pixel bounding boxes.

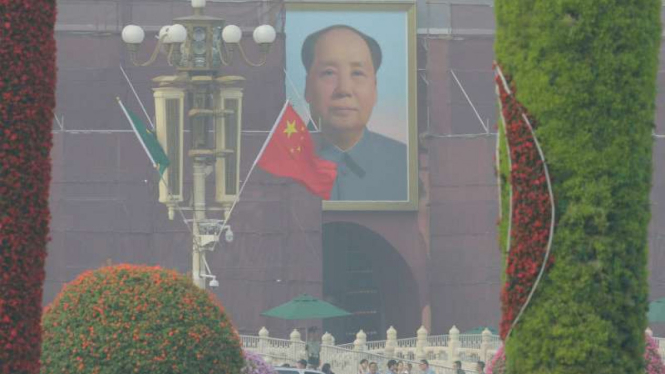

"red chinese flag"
[258,103,337,199]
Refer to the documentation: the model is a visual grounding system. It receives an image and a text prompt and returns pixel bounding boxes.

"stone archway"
[322,222,419,344]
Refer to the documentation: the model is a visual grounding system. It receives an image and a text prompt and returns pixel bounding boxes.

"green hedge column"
[495,1,660,373]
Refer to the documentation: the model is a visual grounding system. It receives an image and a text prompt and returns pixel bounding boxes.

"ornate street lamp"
[121,0,276,289]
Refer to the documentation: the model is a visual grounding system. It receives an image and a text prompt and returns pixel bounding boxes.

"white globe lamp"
[167,24,187,44]
[222,25,242,44]
[253,24,276,45]
[158,25,171,43]
[121,25,145,45]
[191,0,206,8]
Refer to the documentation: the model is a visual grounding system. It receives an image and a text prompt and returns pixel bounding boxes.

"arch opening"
[322,222,419,344]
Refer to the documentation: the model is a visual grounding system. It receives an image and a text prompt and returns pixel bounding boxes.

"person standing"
[475,361,485,374]
[358,359,369,374]
[418,360,435,374]
[305,329,321,369]
[297,359,308,369]
[322,363,335,374]
[396,361,405,374]
[453,360,465,374]
[386,360,399,374]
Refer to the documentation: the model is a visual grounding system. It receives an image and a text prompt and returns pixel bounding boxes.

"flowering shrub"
[486,345,505,374]
[242,351,276,374]
[645,335,665,374]
[495,66,554,340]
[0,1,57,373]
[41,265,244,374]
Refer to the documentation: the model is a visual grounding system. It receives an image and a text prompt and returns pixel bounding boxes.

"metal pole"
[192,157,207,289]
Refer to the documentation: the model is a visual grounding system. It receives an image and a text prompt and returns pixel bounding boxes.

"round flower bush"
[488,335,665,374]
[242,351,276,374]
[41,264,244,374]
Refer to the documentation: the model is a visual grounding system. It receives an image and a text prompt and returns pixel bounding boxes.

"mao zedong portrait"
[301,25,408,202]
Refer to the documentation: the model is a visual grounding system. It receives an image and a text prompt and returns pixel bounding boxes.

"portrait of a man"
[285,4,416,209]
[302,25,407,202]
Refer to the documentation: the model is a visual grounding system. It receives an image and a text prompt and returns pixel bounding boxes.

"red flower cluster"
[495,67,554,339]
[0,1,57,373]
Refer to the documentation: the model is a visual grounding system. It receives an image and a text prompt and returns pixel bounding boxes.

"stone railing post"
[354,330,367,351]
[322,332,334,346]
[447,326,460,362]
[290,329,305,360]
[480,328,491,362]
[416,325,428,360]
[385,326,397,356]
[258,326,269,354]
[321,332,333,364]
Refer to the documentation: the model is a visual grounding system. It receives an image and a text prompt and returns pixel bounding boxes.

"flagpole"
[252,100,290,170]
[116,97,157,168]
[116,97,195,246]
[119,64,155,130]
[284,68,319,132]
[211,100,290,250]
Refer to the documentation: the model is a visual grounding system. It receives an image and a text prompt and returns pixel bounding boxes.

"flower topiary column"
[0,1,57,373]
[495,1,661,373]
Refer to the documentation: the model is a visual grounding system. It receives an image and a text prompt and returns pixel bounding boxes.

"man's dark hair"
[360,359,368,365]
[477,361,485,369]
[420,359,429,366]
[301,25,382,73]
[387,360,397,369]
[454,360,462,367]
[299,359,308,366]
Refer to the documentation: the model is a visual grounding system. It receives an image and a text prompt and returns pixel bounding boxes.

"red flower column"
[0,1,57,373]
[495,67,554,340]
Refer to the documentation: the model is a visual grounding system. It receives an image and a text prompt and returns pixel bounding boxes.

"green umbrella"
[261,293,351,320]
[464,326,498,335]
[648,298,665,322]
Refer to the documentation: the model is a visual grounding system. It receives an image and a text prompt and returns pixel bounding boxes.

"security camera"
[209,278,219,288]
[224,228,234,243]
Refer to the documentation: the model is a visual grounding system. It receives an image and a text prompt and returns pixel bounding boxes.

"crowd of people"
[278,330,486,374]
[280,357,485,374]
[356,359,485,374]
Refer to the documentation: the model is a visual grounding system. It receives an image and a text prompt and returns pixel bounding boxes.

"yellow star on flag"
[284,120,298,138]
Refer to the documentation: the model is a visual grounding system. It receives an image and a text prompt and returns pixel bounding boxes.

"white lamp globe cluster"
[122,23,275,46]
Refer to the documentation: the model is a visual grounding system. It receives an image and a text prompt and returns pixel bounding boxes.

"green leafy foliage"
[497,114,511,275]
[495,1,661,372]
[41,265,244,374]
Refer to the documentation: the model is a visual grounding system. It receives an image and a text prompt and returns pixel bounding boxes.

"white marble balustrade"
[241,325,498,374]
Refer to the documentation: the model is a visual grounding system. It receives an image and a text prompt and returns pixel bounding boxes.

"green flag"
[117,98,170,176]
